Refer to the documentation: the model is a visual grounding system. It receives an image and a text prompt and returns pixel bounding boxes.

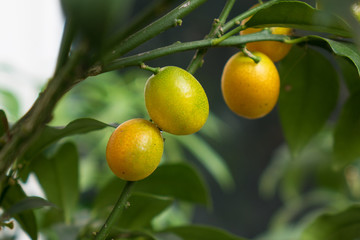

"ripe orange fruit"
[221,51,280,119]
[144,66,209,135]
[241,11,292,62]
[106,118,164,181]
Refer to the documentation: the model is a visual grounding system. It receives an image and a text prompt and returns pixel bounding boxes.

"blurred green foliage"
[1,0,360,239]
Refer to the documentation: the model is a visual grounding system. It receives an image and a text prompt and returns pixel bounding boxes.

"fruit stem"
[241,46,261,64]
[95,181,136,240]
[140,63,160,74]
[284,36,309,44]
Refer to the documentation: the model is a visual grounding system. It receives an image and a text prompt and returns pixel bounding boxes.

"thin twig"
[95,181,136,240]
[187,0,236,74]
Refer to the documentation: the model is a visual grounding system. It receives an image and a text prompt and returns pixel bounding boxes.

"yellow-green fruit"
[106,118,163,181]
[221,51,280,119]
[144,66,209,135]
[352,2,360,21]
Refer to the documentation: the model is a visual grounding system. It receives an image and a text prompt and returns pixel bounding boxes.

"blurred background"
[1,0,341,239]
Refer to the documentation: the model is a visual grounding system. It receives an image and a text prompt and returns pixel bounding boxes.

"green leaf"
[0,89,20,121]
[118,193,173,229]
[157,225,247,240]
[32,142,79,224]
[176,134,235,191]
[335,56,360,95]
[135,163,210,206]
[24,118,110,160]
[93,179,125,216]
[300,204,360,240]
[1,183,38,239]
[94,163,210,215]
[310,37,360,76]
[1,196,56,220]
[333,92,360,169]
[278,46,339,156]
[246,1,351,37]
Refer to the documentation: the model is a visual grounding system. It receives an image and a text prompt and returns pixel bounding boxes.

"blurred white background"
[0,0,64,239]
[0,0,64,120]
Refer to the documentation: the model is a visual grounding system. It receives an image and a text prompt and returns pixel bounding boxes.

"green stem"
[95,181,136,240]
[140,63,161,74]
[284,36,310,44]
[211,25,245,45]
[102,0,208,63]
[187,0,236,74]
[103,0,177,54]
[54,18,76,75]
[222,0,282,32]
[102,33,292,73]
[241,46,261,63]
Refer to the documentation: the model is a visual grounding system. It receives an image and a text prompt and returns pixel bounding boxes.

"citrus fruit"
[241,9,292,62]
[352,2,360,21]
[106,118,164,181]
[221,51,280,119]
[144,66,209,135]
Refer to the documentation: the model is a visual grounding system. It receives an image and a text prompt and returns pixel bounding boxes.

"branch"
[102,32,293,73]
[54,18,76,75]
[0,47,87,181]
[102,0,208,63]
[95,181,135,240]
[187,0,236,74]
[222,0,282,32]
[103,0,180,52]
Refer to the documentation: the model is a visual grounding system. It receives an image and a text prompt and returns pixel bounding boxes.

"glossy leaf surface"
[278,46,339,156]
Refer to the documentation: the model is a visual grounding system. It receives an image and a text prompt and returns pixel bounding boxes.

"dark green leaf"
[135,163,210,206]
[300,204,360,240]
[157,225,247,240]
[24,118,110,160]
[119,193,173,229]
[32,142,79,223]
[335,56,360,95]
[333,92,360,169]
[246,1,351,37]
[311,37,360,76]
[94,163,210,215]
[2,196,56,220]
[93,178,125,216]
[1,183,37,239]
[278,46,339,156]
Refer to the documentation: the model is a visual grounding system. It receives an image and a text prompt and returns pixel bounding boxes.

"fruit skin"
[221,51,280,119]
[106,118,164,181]
[241,16,292,62]
[144,66,209,135]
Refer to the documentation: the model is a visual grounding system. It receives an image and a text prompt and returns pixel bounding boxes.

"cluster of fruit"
[221,9,292,119]
[106,66,209,181]
[105,6,292,181]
